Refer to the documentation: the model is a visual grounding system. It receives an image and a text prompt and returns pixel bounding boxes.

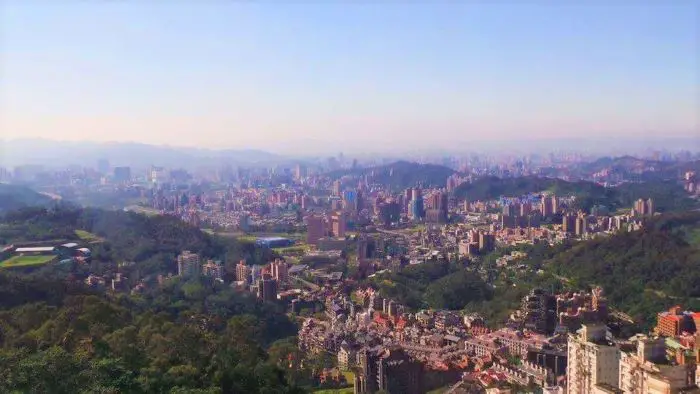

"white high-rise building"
[567,324,620,394]
[619,335,694,394]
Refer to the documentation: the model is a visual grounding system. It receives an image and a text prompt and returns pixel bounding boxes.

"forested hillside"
[0,274,303,393]
[0,183,54,212]
[0,206,306,393]
[454,176,696,213]
[0,207,276,281]
[549,212,700,327]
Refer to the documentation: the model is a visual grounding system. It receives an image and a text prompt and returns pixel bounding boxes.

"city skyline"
[1,3,698,154]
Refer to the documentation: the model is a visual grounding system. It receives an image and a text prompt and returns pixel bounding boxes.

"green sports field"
[0,255,55,268]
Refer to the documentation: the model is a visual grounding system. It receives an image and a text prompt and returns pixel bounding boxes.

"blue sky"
[1,2,697,154]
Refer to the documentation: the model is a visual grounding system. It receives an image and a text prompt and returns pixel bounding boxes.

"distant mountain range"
[0,184,55,213]
[327,160,457,190]
[0,139,287,169]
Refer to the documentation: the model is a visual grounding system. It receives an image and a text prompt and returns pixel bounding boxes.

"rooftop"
[15,246,55,253]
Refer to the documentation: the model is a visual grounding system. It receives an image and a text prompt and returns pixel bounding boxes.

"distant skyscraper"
[520,202,532,217]
[177,251,200,277]
[551,195,559,214]
[150,166,166,184]
[294,164,306,180]
[541,196,554,216]
[563,213,577,234]
[113,167,131,183]
[331,211,347,238]
[634,198,655,216]
[332,180,342,196]
[575,214,588,236]
[306,215,326,245]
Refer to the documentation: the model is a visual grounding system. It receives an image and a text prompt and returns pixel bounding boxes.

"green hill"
[0,184,54,213]
[454,176,697,213]
[0,206,277,281]
[549,212,700,328]
[0,273,302,393]
[0,206,306,393]
[327,161,456,190]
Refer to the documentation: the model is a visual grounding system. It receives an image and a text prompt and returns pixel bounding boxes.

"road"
[290,275,321,291]
[376,228,412,241]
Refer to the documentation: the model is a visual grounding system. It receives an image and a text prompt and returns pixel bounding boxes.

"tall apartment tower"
[619,336,693,393]
[306,215,326,245]
[575,214,588,236]
[332,180,342,197]
[567,324,620,394]
[563,213,577,234]
[270,259,288,283]
[331,211,347,238]
[551,195,559,214]
[177,251,201,277]
[257,274,278,302]
[542,196,554,216]
[236,260,250,283]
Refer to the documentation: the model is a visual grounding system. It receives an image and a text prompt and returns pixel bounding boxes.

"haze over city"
[1,2,698,155]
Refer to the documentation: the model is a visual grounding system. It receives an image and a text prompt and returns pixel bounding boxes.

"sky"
[1,2,698,154]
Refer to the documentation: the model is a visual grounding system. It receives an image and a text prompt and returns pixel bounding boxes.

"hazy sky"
[1,2,698,154]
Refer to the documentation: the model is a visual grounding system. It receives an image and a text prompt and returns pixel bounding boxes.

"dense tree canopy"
[549,212,700,328]
[454,176,697,213]
[0,273,303,393]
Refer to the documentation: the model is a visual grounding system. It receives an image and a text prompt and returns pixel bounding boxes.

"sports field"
[0,255,55,268]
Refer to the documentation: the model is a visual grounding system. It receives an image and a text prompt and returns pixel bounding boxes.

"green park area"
[0,255,55,268]
[75,229,102,242]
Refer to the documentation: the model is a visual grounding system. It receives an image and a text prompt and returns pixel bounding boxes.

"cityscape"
[1,2,699,394]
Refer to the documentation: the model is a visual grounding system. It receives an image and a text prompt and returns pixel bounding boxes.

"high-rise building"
[575,214,588,236]
[332,180,342,197]
[236,260,250,283]
[257,274,278,302]
[331,211,347,238]
[410,197,424,220]
[503,203,517,217]
[306,215,326,245]
[566,324,620,394]
[551,195,559,214]
[294,164,306,180]
[411,188,422,201]
[520,202,532,217]
[654,306,699,337]
[542,196,554,216]
[113,167,131,183]
[647,198,655,216]
[202,260,223,281]
[478,231,495,253]
[270,259,288,283]
[177,251,201,277]
[634,198,655,217]
[619,336,693,393]
[150,166,167,184]
[563,213,577,234]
